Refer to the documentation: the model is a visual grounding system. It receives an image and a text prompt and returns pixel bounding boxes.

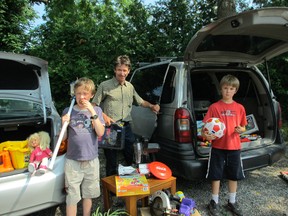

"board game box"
[115,174,150,197]
[242,114,259,135]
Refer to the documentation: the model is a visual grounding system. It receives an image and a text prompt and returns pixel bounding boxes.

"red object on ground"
[149,161,172,180]
[280,171,288,182]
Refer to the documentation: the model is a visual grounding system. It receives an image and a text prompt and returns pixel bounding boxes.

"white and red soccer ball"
[203,117,226,139]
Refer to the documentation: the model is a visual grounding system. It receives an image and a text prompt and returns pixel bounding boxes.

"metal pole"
[48,96,75,170]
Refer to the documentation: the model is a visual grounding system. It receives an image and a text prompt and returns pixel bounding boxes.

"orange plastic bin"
[0,150,14,173]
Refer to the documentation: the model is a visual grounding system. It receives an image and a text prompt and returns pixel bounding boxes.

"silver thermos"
[133,139,142,164]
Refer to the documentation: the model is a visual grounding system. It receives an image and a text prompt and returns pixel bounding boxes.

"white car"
[0,52,65,215]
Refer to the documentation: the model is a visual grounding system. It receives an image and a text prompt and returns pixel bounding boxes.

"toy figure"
[175,191,185,202]
[27,131,52,174]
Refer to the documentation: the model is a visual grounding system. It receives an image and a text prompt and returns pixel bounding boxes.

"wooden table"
[101,175,176,216]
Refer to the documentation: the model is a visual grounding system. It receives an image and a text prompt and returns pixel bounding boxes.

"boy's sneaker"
[208,200,220,216]
[227,200,243,216]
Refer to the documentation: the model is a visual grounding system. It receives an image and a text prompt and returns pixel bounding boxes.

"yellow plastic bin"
[5,146,30,169]
[0,140,28,151]
[0,140,30,169]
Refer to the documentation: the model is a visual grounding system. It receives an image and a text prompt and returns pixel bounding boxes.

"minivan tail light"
[174,108,192,143]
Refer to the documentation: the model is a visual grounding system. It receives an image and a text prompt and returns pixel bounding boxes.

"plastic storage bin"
[0,140,30,169]
[6,146,30,169]
[0,140,28,151]
[0,150,14,172]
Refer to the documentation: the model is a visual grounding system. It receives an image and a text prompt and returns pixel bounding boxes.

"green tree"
[25,0,287,120]
[147,0,217,58]
[0,0,36,52]
[29,0,148,111]
[30,0,105,110]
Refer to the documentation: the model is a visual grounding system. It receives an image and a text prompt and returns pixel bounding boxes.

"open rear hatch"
[184,7,288,65]
[184,7,288,155]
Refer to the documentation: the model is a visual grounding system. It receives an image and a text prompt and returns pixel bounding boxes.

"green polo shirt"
[93,76,144,122]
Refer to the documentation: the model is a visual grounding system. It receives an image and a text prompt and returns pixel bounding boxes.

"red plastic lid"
[149,161,172,180]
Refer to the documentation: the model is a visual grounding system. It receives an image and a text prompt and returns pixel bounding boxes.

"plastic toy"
[203,117,226,139]
[175,191,185,202]
[199,141,211,147]
[0,150,14,172]
[179,198,196,216]
[280,171,288,182]
[150,190,200,216]
[27,131,52,175]
[149,161,172,180]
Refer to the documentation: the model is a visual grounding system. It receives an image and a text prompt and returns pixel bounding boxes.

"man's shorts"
[206,148,245,181]
[65,158,100,205]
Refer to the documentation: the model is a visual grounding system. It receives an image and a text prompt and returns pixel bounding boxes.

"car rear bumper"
[157,143,286,180]
[241,143,286,171]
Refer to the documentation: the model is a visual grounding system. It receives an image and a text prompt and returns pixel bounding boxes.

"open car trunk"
[191,68,277,156]
[0,118,57,176]
[0,52,65,216]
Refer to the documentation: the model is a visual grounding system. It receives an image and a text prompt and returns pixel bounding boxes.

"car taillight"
[174,108,192,143]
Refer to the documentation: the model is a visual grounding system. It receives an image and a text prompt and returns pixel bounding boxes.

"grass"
[92,207,130,216]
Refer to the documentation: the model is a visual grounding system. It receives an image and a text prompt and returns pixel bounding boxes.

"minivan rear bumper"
[157,143,286,180]
[241,143,286,171]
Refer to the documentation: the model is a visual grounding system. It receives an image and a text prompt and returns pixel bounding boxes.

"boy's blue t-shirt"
[62,106,105,161]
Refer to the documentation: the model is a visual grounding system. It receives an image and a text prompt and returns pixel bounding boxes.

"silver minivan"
[0,52,65,215]
[130,7,287,180]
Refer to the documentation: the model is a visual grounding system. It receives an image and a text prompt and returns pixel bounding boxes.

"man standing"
[93,55,160,176]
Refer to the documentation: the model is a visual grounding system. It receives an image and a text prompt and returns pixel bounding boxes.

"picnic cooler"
[0,140,30,169]
[98,123,125,150]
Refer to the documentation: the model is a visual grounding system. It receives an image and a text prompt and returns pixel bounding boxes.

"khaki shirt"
[92,76,144,122]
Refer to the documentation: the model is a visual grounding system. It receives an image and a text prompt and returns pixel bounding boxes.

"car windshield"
[0,99,43,120]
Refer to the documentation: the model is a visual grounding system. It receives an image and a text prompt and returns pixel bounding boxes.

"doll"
[27,131,52,174]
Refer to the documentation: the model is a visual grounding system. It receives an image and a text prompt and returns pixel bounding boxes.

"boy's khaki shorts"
[65,158,100,205]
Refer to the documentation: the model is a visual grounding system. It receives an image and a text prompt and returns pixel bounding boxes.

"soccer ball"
[203,117,226,139]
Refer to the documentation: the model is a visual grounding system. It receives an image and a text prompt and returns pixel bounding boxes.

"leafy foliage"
[27,0,218,112]
[92,207,129,216]
[1,0,288,121]
[0,0,36,52]
[260,55,288,120]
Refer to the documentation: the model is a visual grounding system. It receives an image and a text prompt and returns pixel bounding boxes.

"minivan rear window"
[0,59,39,90]
[197,35,281,55]
[131,64,168,104]
[0,99,43,120]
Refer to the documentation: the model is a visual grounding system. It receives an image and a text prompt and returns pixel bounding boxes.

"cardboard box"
[115,174,150,197]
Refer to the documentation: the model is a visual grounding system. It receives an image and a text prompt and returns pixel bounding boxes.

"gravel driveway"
[55,145,288,216]
[176,150,288,216]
